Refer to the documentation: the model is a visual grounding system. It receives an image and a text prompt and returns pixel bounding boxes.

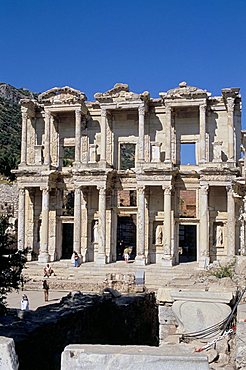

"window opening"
[120,144,135,170]
[180,143,196,165]
[63,146,75,167]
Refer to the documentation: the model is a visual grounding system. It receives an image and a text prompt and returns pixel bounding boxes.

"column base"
[161,256,174,267]
[38,252,49,263]
[95,254,106,265]
[198,256,210,269]
[135,255,146,266]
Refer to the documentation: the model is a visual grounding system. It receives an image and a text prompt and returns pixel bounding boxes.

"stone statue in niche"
[93,220,98,243]
[215,224,223,247]
[155,224,163,245]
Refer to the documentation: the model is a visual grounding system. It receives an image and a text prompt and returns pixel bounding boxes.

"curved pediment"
[94,83,150,103]
[38,86,87,104]
[161,81,211,100]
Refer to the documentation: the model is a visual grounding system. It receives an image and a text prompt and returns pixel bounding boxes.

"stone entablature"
[14,82,246,267]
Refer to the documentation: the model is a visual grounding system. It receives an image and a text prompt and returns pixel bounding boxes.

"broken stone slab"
[172,301,231,334]
[157,287,173,303]
[170,290,233,303]
[0,337,19,370]
[61,344,209,370]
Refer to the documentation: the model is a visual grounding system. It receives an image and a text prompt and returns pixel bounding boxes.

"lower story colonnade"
[17,181,245,267]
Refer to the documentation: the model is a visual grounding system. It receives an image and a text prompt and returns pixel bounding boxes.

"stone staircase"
[22,260,202,293]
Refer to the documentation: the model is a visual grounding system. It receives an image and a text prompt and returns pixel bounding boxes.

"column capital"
[199,103,207,113]
[165,105,172,113]
[227,97,235,112]
[138,105,145,116]
[44,109,52,118]
[226,184,233,193]
[162,185,172,194]
[200,184,209,194]
[75,108,82,118]
[97,186,106,193]
[101,108,107,118]
[19,187,25,195]
[137,185,145,193]
[40,186,49,193]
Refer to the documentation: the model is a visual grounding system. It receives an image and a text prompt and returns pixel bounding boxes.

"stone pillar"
[44,110,51,166]
[240,196,246,256]
[17,188,25,251]
[199,184,209,268]
[227,185,235,257]
[96,186,106,264]
[138,105,145,162]
[165,106,172,163]
[38,187,49,263]
[199,104,207,163]
[227,97,235,162]
[135,186,146,265]
[81,190,88,261]
[73,187,81,257]
[100,109,107,163]
[20,111,28,165]
[162,186,173,266]
[75,109,81,163]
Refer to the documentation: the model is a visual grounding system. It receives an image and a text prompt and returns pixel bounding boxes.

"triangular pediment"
[94,83,150,103]
[38,86,87,104]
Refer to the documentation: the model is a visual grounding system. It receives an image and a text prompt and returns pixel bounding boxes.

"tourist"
[71,251,80,267]
[20,294,29,310]
[123,247,130,263]
[43,264,56,278]
[43,280,49,302]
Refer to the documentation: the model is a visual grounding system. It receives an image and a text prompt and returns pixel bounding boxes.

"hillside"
[0,83,34,179]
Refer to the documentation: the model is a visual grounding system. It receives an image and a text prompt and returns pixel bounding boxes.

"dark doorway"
[179,224,197,262]
[62,223,74,259]
[117,216,136,260]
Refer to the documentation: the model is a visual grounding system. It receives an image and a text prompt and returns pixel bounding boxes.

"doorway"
[179,224,197,262]
[117,216,136,261]
[62,223,74,259]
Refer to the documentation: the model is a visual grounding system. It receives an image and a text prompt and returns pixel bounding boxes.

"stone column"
[73,187,81,257]
[135,186,146,265]
[75,109,81,163]
[100,109,107,163]
[38,187,49,263]
[227,185,235,257]
[81,190,88,261]
[20,111,28,165]
[162,186,173,266]
[199,184,209,268]
[17,188,25,250]
[96,186,106,264]
[199,104,207,163]
[227,97,235,162]
[165,106,172,163]
[44,110,51,166]
[138,105,145,162]
[240,196,246,256]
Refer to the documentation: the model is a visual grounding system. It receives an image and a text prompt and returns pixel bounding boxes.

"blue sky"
[0,0,246,124]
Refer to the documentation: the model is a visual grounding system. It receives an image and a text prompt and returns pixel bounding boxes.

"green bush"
[210,260,235,279]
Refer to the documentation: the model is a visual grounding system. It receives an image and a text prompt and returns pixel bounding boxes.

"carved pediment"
[38,86,87,104]
[160,81,211,100]
[94,83,150,103]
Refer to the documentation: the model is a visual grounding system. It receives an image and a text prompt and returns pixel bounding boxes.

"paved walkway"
[6,289,71,310]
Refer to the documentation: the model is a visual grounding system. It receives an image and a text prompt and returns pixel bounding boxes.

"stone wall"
[0,292,158,370]
[0,183,18,217]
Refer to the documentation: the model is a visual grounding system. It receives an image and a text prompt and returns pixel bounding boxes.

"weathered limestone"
[61,344,209,370]
[38,187,49,263]
[14,82,245,267]
[172,300,231,334]
[0,337,19,370]
[17,188,25,251]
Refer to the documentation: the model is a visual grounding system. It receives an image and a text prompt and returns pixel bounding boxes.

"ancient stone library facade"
[14,82,246,266]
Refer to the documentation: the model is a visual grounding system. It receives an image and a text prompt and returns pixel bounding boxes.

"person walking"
[43,279,49,302]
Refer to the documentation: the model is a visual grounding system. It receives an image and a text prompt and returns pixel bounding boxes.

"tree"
[0,215,26,313]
